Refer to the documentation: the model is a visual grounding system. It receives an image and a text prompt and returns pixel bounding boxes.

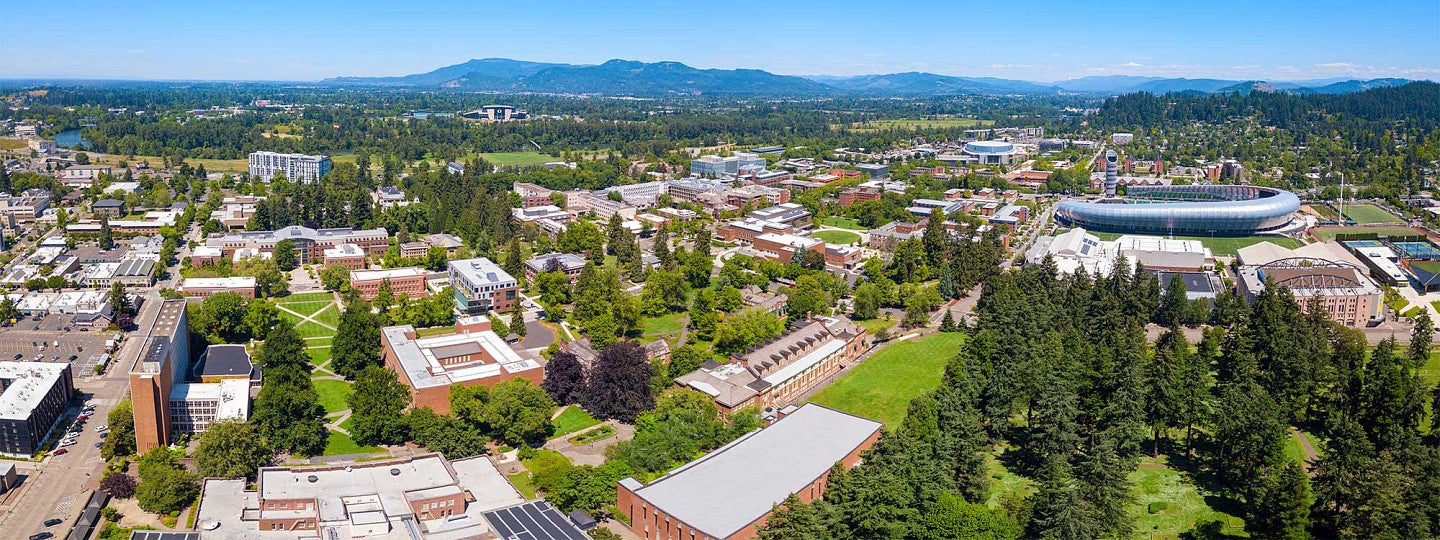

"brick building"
[617,404,882,540]
[179,277,258,299]
[322,243,367,269]
[751,233,824,264]
[381,317,543,414]
[350,268,430,300]
[674,316,869,414]
[204,226,389,265]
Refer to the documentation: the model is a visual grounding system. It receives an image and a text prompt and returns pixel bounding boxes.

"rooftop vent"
[390,468,401,476]
[307,475,318,483]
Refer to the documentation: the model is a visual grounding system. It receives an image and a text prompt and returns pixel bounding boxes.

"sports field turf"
[1089,232,1303,256]
[808,332,967,427]
[1342,204,1403,224]
[813,230,862,245]
[476,152,558,166]
[1312,226,1422,242]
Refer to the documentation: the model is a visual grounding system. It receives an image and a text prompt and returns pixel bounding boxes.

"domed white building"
[962,141,1025,165]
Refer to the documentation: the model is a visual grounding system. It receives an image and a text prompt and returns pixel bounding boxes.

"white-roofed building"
[193,453,524,540]
[617,404,881,540]
[168,378,251,434]
[381,318,542,415]
[0,362,74,456]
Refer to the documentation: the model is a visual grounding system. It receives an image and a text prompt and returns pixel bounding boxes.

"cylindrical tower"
[1103,150,1119,197]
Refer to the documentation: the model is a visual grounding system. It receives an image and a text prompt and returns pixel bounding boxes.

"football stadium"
[1056,184,1301,236]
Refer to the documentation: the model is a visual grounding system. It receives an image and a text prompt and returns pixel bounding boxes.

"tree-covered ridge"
[761,257,1440,539]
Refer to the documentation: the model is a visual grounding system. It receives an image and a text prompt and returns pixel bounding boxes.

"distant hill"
[322,58,572,86]
[809,72,1058,95]
[323,58,1414,97]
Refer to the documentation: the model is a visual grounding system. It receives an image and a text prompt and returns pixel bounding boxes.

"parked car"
[30,532,55,540]
[44,518,63,527]
[94,425,108,432]
[93,441,102,448]
[50,448,66,456]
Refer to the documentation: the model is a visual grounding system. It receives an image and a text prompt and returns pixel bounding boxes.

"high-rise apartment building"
[248,151,332,183]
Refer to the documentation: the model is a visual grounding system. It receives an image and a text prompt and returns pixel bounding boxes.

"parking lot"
[0,312,117,377]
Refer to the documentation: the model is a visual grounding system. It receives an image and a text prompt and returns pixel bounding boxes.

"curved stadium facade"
[1056,185,1300,235]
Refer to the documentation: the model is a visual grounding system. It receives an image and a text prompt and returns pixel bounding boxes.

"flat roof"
[182,276,257,289]
[382,325,539,389]
[193,344,253,378]
[448,257,517,287]
[0,362,69,421]
[169,379,250,421]
[351,267,428,282]
[483,501,588,540]
[625,404,880,538]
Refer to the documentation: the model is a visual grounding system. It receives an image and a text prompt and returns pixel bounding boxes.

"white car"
[58,439,76,447]
[94,425,108,432]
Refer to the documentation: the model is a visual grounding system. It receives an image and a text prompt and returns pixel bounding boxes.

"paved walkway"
[275,302,338,332]
[543,421,634,467]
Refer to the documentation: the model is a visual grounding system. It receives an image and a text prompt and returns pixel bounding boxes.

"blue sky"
[2,0,1437,82]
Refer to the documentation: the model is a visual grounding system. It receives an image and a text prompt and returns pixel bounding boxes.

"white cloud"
[1315,62,1359,70]
[988,63,1031,69]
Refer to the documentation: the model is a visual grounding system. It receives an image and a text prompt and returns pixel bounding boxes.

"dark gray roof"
[192,344,254,378]
[94,198,124,208]
[483,501,588,540]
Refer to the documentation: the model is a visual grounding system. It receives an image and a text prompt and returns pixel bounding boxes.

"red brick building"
[179,277,258,299]
[380,318,543,414]
[350,268,430,300]
[837,186,881,207]
[617,404,882,540]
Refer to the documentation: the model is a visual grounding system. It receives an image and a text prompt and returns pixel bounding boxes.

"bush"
[100,506,122,522]
[100,472,137,498]
[1147,501,1170,514]
[589,529,622,540]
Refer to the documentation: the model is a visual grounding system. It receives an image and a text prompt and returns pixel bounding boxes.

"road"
[0,291,162,539]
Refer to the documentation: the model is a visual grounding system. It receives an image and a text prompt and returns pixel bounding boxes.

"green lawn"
[322,431,383,456]
[1312,226,1422,242]
[506,472,537,499]
[278,300,332,317]
[1129,458,1246,538]
[808,332,967,427]
[854,317,896,336]
[819,216,866,230]
[984,454,1035,509]
[1088,232,1303,256]
[310,304,341,328]
[552,406,602,438]
[304,336,333,347]
[414,325,456,338]
[307,346,332,367]
[641,312,687,336]
[1343,204,1403,224]
[0,139,27,150]
[1306,204,1340,219]
[281,292,336,303]
[472,152,557,166]
[840,118,992,132]
[295,321,336,339]
[312,379,352,414]
[813,230,862,245]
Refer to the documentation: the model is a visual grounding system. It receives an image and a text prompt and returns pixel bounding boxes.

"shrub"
[1147,501,1170,514]
[100,506,122,522]
[100,472,137,498]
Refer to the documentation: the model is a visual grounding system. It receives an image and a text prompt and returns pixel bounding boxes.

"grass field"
[854,317,896,336]
[1089,232,1303,256]
[0,139,27,150]
[413,326,457,338]
[307,346,332,367]
[813,230,862,245]
[295,321,336,339]
[1342,204,1403,224]
[282,292,336,303]
[279,301,332,317]
[312,379,352,414]
[506,472,537,499]
[839,118,993,132]
[1306,204,1339,219]
[552,406,602,438]
[1129,457,1246,538]
[311,305,341,328]
[808,332,967,427]
[322,431,383,456]
[1312,226,1422,242]
[459,152,558,167]
[641,312,686,336]
[819,216,866,230]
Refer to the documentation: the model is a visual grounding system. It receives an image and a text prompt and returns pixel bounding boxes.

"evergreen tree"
[1144,326,1188,456]
[331,304,382,379]
[1248,459,1312,540]
[652,226,673,269]
[254,320,308,371]
[922,207,948,266]
[939,310,959,332]
[99,215,113,249]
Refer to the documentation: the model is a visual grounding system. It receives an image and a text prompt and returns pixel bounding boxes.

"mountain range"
[321,58,1414,96]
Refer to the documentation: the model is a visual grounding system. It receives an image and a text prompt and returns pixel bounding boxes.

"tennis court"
[1343,240,1385,248]
[1394,241,1440,260]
